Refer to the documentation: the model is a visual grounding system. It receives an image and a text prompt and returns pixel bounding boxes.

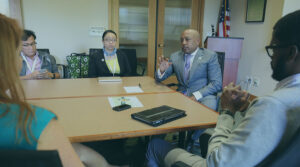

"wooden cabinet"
[205,37,244,87]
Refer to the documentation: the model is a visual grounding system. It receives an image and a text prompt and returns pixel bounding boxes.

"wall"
[202,0,220,44]
[230,0,284,96]
[22,0,108,64]
[282,0,300,16]
[0,0,9,16]
[204,0,300,96]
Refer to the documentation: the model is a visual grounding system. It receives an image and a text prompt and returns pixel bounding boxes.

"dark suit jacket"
[88,49,132,77]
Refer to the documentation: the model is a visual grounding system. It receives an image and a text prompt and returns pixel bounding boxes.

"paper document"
[108,96,143,108]
[98,77,122,83]
[124,86,143,93]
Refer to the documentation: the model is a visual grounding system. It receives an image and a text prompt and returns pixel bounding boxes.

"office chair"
[0,150,63,167]
[37,48,69,78]
[56,64,69,78]
[37,48,65,78]
[89,48,146,76]
[120,48,146,76]
[37,48,50,54]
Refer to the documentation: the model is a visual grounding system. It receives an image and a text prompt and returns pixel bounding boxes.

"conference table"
[23,76,174,100]
[23,76,219,143]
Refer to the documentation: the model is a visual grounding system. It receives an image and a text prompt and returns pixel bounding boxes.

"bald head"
[181,29,200,54]
[182,29,200,40]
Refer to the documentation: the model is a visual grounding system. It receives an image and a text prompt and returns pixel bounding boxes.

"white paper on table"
[108,96,143,108]
[123,86,143,93]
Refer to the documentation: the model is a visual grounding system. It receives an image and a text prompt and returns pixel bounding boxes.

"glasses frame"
[22,42,37,47]
[103,39,117,43]
[265,45,290,58]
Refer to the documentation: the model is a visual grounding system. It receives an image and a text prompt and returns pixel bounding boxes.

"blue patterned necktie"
[184,54,192,83]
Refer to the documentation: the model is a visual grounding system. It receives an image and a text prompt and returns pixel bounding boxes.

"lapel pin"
[101,58,104,62]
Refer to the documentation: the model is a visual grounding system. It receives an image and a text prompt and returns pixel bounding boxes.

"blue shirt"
[0,104,56,150]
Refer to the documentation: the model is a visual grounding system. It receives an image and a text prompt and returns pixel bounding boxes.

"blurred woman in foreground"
[0,14,117,167]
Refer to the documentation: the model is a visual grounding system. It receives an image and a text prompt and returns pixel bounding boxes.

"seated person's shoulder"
[201,48,217,56]
[90,49,102,56]
[266,86,300,106]
[117,49,128,58]
[0,103,55,118]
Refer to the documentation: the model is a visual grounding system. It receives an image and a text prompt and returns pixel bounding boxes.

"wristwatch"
[221,109,234,117]
[52,73,55,79]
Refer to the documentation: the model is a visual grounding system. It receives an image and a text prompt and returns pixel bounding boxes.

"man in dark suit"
[155,29,222,110]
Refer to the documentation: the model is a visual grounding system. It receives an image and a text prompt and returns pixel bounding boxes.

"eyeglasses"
[265,45,289,58]
[23,42,37,47]
[104,39,117,43]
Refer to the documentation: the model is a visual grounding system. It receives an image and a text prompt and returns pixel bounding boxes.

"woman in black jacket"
[88,30,132,77]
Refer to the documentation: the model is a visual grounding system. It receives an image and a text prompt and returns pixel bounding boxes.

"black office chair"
[37,48,69,79]
[89,48,101,56]
[37,48,50,54]
[0,150,63,167]
[89,48,145,76]
[57,64,69,78]
[120,48,146,76]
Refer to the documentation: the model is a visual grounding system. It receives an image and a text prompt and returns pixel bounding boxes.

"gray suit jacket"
[155,48,222,97]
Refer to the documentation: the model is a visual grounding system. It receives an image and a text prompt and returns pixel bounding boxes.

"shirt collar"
[186,47,199,57]
[275,73,300,91]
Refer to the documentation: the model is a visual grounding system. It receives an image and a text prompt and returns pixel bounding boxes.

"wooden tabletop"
[28,92,218,143]
[22,76,174,100]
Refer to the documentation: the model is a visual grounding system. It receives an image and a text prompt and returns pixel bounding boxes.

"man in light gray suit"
[155,29,222,110]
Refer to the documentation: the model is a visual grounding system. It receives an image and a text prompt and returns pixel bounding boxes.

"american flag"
[217,0,230,37]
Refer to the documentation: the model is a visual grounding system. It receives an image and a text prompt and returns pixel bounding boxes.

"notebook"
[131,105,186,127]
[98,77,122,83]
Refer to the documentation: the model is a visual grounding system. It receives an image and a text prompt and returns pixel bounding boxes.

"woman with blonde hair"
[0,14,117,167]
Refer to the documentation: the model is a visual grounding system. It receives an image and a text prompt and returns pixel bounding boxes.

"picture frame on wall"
[246,0,267,22]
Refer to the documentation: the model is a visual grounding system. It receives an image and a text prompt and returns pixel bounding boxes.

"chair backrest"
[216,52,225,79]
[255,128,300,167]
[57,64,68,78]
[0,150,63,167]
[120,48,138,76]
[37,48,50,54]
[89,48,101,55]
